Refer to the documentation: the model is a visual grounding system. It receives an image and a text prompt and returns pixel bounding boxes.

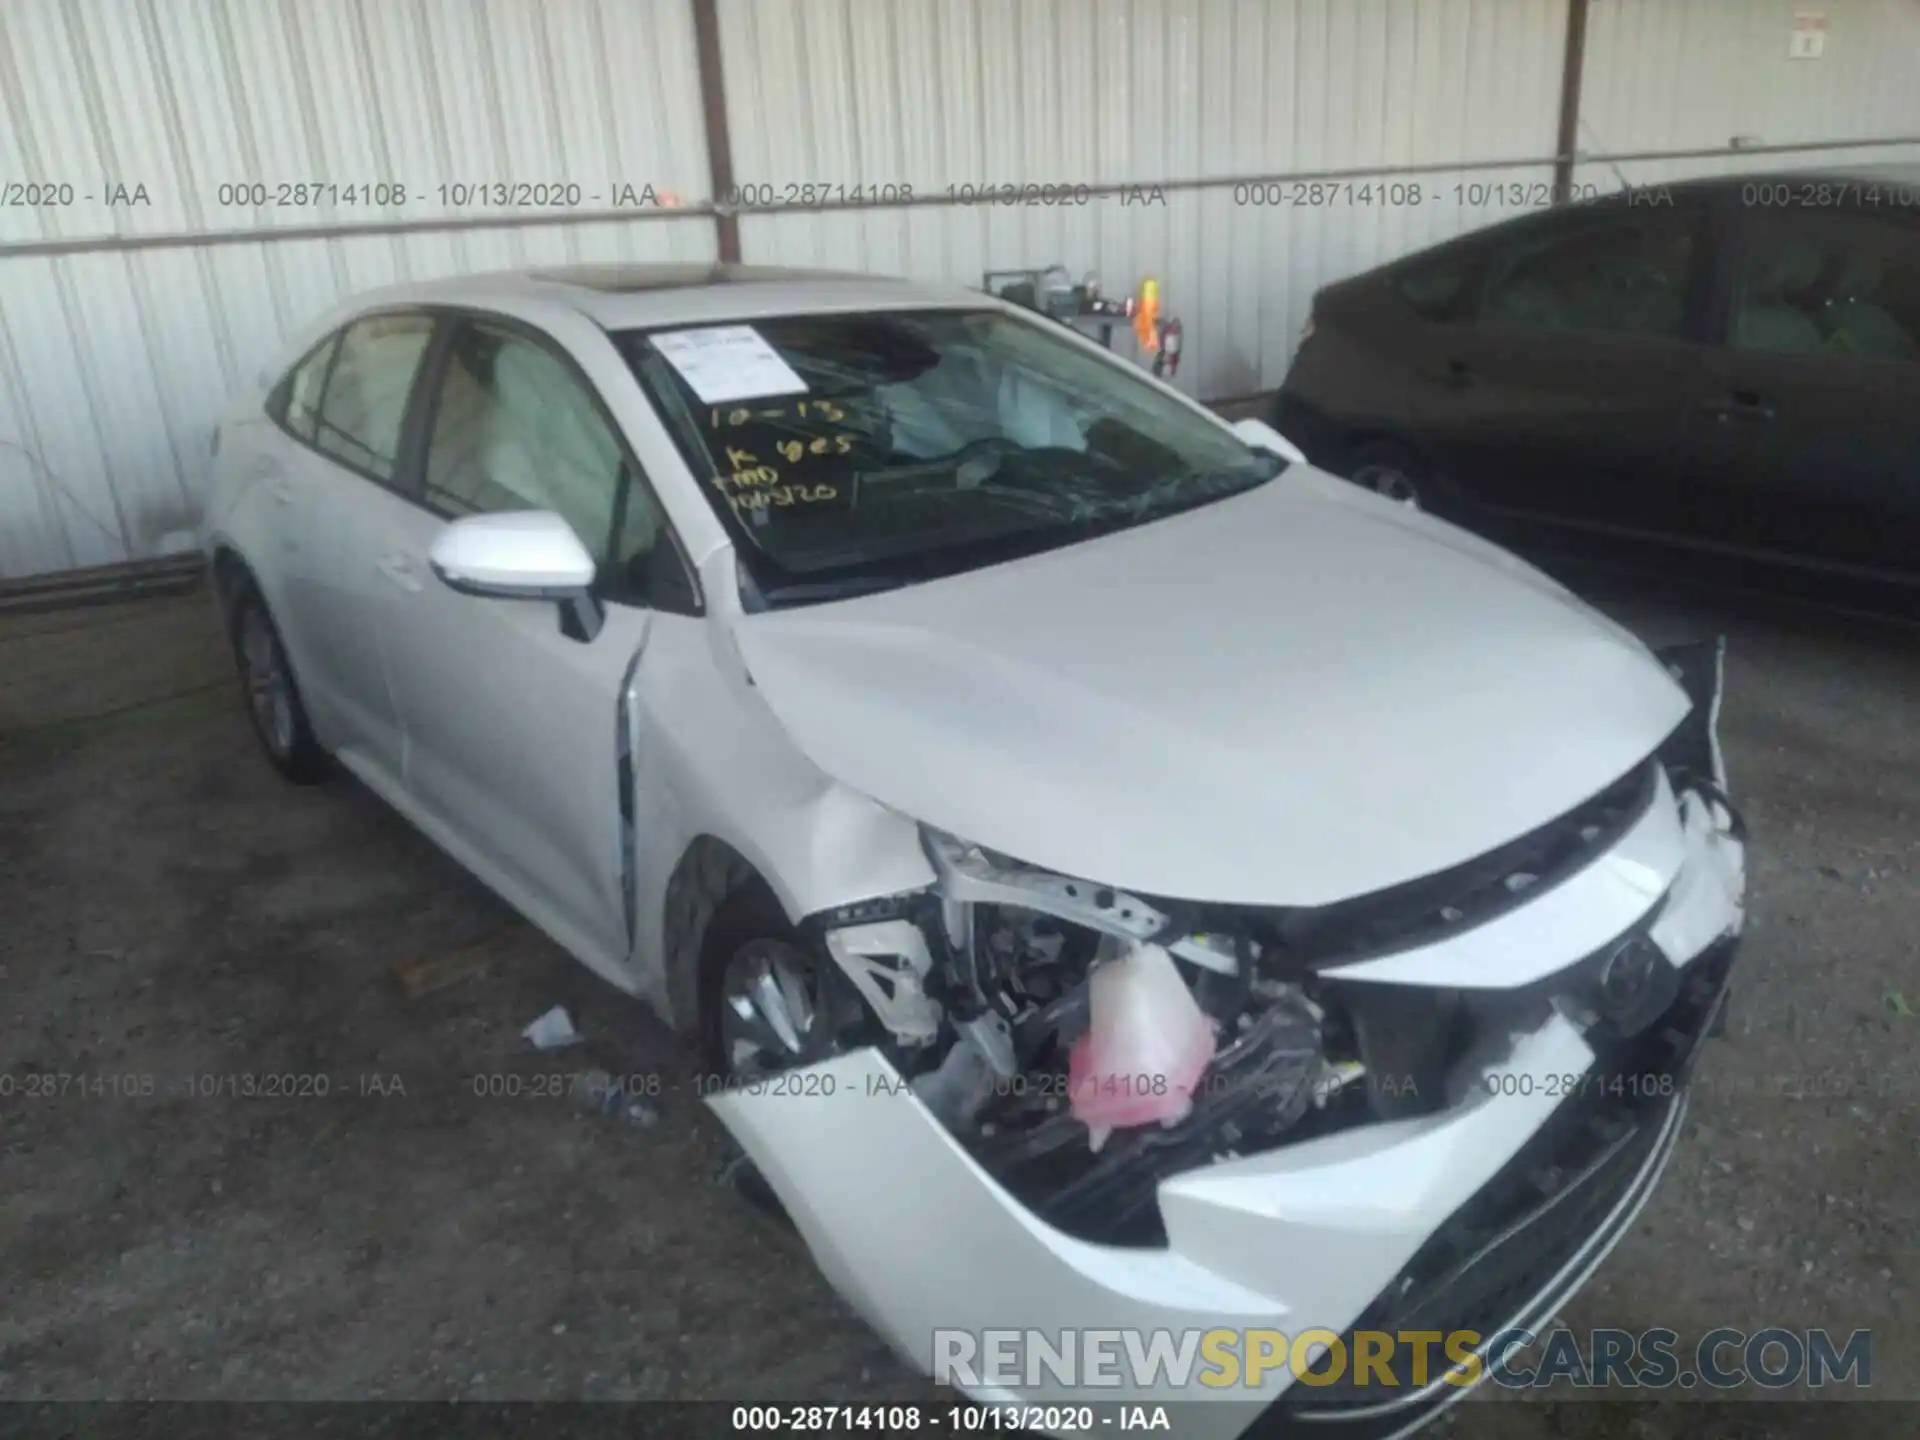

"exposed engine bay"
[912,886,1336,1247]
[810,837,1344,1245]
[802,644,1740,1249]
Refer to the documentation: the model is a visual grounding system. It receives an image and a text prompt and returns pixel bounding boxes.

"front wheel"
[698,884,872,1220]
[229,583,328,785]
[700,886,870,1081]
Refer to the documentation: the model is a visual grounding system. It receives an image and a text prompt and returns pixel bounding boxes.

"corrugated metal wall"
[0,0,714,580]
[5,0,1920,580]
[1577,0,1920,189]
[722,0,1572,404]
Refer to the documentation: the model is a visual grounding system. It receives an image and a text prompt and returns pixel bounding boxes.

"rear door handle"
[247,458,295,504]
[1426,358,1474,389]
[376,552,423,593]
[1699,392,1776,425]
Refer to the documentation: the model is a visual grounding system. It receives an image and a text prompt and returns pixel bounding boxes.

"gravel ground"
[0,566,1913,1438]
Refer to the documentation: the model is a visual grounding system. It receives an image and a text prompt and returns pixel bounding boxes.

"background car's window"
[313,314,434,481]
[1396,254,1475,322]
[1480,209,1701,339]
[1731,210,1920,361]
[279,333,339,442]
[423,322,626,559]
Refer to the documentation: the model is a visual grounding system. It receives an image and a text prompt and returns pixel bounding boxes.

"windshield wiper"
[756,573,910,606]
[1098,460,1280,526]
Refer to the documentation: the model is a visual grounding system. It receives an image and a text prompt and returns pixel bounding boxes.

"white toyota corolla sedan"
[202,264,1746,1436]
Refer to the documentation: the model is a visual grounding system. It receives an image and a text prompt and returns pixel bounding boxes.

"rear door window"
[312,313,436,483]
[1730,207,1920,362]
[273,333,339,442]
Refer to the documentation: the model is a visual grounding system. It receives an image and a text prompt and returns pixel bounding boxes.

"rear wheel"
[229,583,328,784]
[1346,440,1428,509]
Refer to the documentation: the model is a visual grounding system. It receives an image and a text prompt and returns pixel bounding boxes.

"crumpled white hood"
[734,466,1691,907]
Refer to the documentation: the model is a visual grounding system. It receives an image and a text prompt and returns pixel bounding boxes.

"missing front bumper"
[1276,937,1739,1435]
[709,644,1746,1440]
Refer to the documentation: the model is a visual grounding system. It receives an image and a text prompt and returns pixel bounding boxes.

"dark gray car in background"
[1276,169,1920,593]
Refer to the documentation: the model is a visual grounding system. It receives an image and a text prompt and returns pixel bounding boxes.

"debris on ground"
[392,928,520,1000]
[577,1069,661,1128]
[521,1005,582,1051]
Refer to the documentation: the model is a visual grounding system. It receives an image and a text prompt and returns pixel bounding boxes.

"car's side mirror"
[1230,417,1307,466]
[428,510,605,641]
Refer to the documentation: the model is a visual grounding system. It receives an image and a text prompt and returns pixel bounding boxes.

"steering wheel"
[937,435,1028,485]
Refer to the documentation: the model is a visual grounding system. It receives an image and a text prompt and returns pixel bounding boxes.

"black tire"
[1345,439,1429,509]
[227,581,329,785]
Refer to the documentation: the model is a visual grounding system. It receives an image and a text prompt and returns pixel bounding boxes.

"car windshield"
[617,307,1284,603]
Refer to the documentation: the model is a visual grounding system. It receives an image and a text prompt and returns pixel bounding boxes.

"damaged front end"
[840,828,1341,1247]
[708,639,1744,1423]
[812,674,1738,1239]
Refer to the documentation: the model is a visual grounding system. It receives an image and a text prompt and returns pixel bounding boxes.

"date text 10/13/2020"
[729,1403,1173,1433]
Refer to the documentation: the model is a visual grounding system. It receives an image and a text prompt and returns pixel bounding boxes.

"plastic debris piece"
[522,1005,582,1050]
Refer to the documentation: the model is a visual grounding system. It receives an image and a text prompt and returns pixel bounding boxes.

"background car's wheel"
[228,582,328,785]
[1346,440,1427,508]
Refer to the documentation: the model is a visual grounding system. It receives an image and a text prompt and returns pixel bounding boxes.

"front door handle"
[376,552,423,593]
[270,482,295,507]
[1425,358,1474,389]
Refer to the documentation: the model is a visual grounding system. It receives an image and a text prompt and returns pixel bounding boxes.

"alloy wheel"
[719,938,848,1078]
[239,606,296,759]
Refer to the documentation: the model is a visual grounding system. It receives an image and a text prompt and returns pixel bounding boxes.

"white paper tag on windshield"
[650,325,809,404]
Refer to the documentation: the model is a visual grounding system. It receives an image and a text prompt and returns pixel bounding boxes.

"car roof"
[358,263,991,331]
[1817,161,1920,188]
[1351,162,1920,283]
[1647,160,1920,196]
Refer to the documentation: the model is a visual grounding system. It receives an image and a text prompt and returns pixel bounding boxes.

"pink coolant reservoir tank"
[1067,940,1217,1150]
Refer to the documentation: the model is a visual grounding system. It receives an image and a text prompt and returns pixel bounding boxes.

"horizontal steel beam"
[0,202,716,260]
[713,135,1920,218]
[3,134,1917,261]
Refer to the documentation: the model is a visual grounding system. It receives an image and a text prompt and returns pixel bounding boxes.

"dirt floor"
[1,561,1914,1437]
